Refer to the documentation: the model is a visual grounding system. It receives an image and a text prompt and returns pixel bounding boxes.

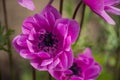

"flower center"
[38,32,58,54]
[43,32,54,46]
[69,63,81,76]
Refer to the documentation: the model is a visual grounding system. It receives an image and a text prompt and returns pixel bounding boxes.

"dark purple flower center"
[38,32,58,54]
[69,63,81,76]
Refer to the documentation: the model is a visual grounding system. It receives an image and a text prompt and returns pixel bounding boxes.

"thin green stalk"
[80,4,86,30]
[0,22,1,80]
[0,68,1,80]
[74,4,86,45]
[2,0,14,80]
[48,0,54,4]
[49,73,52,80]
[72,0,82,19]
[59,0,63,15]
[32,67,36,80]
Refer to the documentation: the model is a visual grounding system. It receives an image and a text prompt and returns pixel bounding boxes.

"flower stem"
[48,0,54,4]
[32,67,36,80]
[0,69,1,80]
[72,0,82,19]
[80,4,86,32]
[49,73,52,80]
[2,0,14,80]
[59,0,63,15]
[73,4,86,45]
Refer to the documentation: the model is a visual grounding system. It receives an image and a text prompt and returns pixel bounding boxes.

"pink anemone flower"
[49,48,102,80]
[12,5,80,71]
[82,0,120,25]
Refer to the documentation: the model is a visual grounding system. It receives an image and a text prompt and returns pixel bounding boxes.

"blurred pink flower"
[49,48,102,80]
[17,0,35,10]
[82,0,120,25]
[12,5,80,71]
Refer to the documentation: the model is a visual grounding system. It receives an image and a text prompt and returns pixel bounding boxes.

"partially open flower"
[49,48,102,80]
[17,0,35,10]
[12,5,80,71]
[17,0,54,10]
[82,0,120,25]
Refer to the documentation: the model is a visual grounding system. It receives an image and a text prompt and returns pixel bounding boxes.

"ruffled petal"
[64,36,71,51]
[22,16,39,34]
[85,64,101,79]
[56,23,68,38]
[16,34,28,47]
[34,14,51,31]
[67,19,80,43]
[38,52,51,59]
[40,58,53,66]
[28,28,37,40]
[55,18,80,43]
[59,52,68,69]
[42,5,61,20]
[17,0,35,10]
[48,58,60,70]
[30,58,46,70]
[12,34,27,52]
[42,5,61,27]
[20,49,31,59]
[26,40,38,53]
[66,50,73,68]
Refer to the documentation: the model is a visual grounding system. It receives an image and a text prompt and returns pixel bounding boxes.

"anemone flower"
[49,48,102,80]
[12,5,80,71]
[82,0,120,25]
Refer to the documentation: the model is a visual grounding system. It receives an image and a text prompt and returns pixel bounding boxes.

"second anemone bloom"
[13,5,80,71]
[49,48,102,80]
[82,0,120,25]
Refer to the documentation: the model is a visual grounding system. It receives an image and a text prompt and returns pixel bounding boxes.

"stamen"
[38,32,58,54]
[69,63,81,76]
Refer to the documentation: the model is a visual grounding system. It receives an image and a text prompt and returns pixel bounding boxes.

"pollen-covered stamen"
[69,63,81,76]
[38,32,58,54]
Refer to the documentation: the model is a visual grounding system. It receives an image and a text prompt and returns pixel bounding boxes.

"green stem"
[72,0,82,19]
[0,68,1,80]
[74,4,86,45]
[49,73,52,80]
[32,67,36,80]
[2,0,14,80]
[48,0,54,4]
[0,47,8,52]
[80,4,86,30]
[59,0,63,15]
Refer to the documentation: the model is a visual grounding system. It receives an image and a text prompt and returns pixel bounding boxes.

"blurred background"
[0,0,120,80]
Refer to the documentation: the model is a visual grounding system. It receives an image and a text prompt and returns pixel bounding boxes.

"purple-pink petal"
[105,6,120,15]
[98,11,115,25]
[55,18,80,43]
